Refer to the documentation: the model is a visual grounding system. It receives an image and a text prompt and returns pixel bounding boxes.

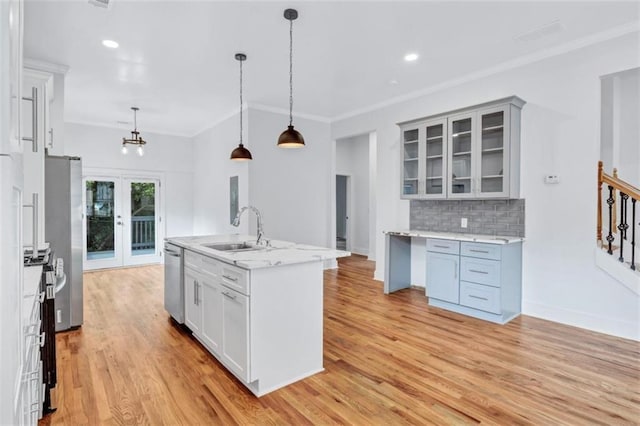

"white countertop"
[166,234,350,269]
[384,230,524,244]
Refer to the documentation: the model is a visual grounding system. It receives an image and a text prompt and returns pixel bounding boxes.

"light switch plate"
[461,217,468,228]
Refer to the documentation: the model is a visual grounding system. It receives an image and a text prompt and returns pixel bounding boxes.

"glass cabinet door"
[448,115,473,196]
[424,120,446,196]
[479,109,506,195]
[402,128,420,196]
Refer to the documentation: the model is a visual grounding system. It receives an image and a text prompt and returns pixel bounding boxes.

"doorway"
[83,175,162,270]
[336,175,350,251]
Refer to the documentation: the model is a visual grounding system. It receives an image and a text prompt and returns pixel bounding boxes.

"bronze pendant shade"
[277,8,305,148]
[231,53,252,161]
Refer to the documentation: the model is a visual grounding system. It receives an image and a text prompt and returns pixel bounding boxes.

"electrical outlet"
[56,309,62,323]
[461,217,468,228]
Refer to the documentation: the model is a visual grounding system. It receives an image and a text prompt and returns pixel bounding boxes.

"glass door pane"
[480,111,505,193]
[450,117,472,194]
[84,178,122,269]
[403,128,419,195]
[123,178,161,266]
[129,181,156,256]
[425,123,444,195]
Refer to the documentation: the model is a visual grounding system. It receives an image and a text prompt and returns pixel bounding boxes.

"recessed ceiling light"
[404,53,418,62]
[102,40,119,49]
[389,79,399,85]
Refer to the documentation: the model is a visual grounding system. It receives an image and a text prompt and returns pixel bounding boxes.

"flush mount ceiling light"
[277,8,305,149]
[230,53,252,161]
[404,53,419,62]
[121,107,147,156]
[102,39,119,49]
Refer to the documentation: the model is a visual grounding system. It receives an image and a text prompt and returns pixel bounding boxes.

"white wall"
[247,108,332,247]
[331,32,640,340]
[336,134,370,255]
[190,113,249,236]
[65,122,194,238]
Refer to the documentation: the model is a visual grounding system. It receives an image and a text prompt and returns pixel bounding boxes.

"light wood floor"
[41,255,639,425]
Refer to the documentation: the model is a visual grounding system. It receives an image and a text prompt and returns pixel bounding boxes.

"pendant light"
[121,107,147,156]
[277,8,305,148]
[230,53,252,161]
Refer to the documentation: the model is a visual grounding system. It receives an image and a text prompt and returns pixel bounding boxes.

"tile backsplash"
[410,199,525,237]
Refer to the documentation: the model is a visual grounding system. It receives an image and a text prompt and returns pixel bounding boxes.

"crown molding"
[249,103,332,124]
[331,20,640,123]
[24,58,70,75]
[65,119,193,139]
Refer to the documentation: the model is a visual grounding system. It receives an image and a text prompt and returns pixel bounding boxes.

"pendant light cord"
[289,16,293,127]
[239,57,243,146]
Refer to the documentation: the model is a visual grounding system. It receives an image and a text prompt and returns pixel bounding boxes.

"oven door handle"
[54,273,67,294]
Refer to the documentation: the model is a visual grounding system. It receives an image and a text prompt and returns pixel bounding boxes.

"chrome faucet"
[232,206,264,245]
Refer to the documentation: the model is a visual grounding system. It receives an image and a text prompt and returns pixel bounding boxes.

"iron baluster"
[618,192,628,262]
[631,198,636,271]
[606,185,615,255]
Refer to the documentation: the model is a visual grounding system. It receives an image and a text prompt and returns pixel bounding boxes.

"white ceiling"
[24,1,639,137]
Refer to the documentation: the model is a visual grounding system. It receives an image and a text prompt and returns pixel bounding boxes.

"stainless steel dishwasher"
[164,242,184,323]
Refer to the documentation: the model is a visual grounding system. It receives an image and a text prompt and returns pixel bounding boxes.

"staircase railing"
[597,161,639,271]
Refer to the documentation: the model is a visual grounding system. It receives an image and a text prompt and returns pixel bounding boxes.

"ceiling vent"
[88,0,111,9]
[515,19,565,43]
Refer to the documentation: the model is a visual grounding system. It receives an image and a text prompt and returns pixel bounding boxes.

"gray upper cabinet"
[399,96,525,200]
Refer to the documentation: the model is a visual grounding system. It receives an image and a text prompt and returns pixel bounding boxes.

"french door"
[83,175,162,270]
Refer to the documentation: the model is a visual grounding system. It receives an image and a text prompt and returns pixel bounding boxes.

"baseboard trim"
[523,300,639,341]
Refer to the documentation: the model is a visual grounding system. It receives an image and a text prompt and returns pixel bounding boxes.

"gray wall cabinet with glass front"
[400,96,525,199]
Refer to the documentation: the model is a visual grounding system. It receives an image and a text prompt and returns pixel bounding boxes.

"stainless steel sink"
[202,242,262,252]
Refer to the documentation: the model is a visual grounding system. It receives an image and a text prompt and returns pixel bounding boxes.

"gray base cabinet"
[426,238,522,324]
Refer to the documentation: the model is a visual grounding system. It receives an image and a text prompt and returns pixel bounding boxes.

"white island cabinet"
[167,234,349,397]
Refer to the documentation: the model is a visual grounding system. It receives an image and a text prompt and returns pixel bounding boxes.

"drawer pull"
[469,249,489,254]
[434,245,450,249]
[469,295,489,301]
[222,274,238,282]
[469,269,489,274]
[222,291,237,300]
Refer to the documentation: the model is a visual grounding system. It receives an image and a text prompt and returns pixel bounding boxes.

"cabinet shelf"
[426,176,443,180]
[452,131,472,137]
[404,139,419,144]
[426,135,443,141]
[452,176,471,180]
[482,175,503,179]
[404,157,419,162]
[452,151,471,156]
[404,178,419,181]
[426,155,443,159]
[482,125,504,132]
[482,147,503,153]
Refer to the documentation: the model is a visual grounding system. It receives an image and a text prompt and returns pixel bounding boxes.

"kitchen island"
[165,234,349,397]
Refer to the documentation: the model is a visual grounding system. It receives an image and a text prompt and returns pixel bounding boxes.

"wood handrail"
[597,161,640,243]
[601,173,640,200]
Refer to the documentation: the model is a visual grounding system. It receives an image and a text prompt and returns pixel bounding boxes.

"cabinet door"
[22,71,50,250]
[426,251,460,304]
[200,276,223,355]
[184,268,201,335]
[424,119,447,198]
[476,106,510,198]
[401,126,422,198]
[221,287,250,382]
[447,113,475,198]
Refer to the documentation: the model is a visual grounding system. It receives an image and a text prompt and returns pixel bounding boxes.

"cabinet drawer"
[184,250,201,269]
[460,242,501,260]
[460,257,501,287]
[460,282,501,314]
[221,263,249,295]
[426,238,460,255]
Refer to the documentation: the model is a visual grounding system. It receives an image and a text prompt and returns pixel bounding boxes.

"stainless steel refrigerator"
[45,155,83,331]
